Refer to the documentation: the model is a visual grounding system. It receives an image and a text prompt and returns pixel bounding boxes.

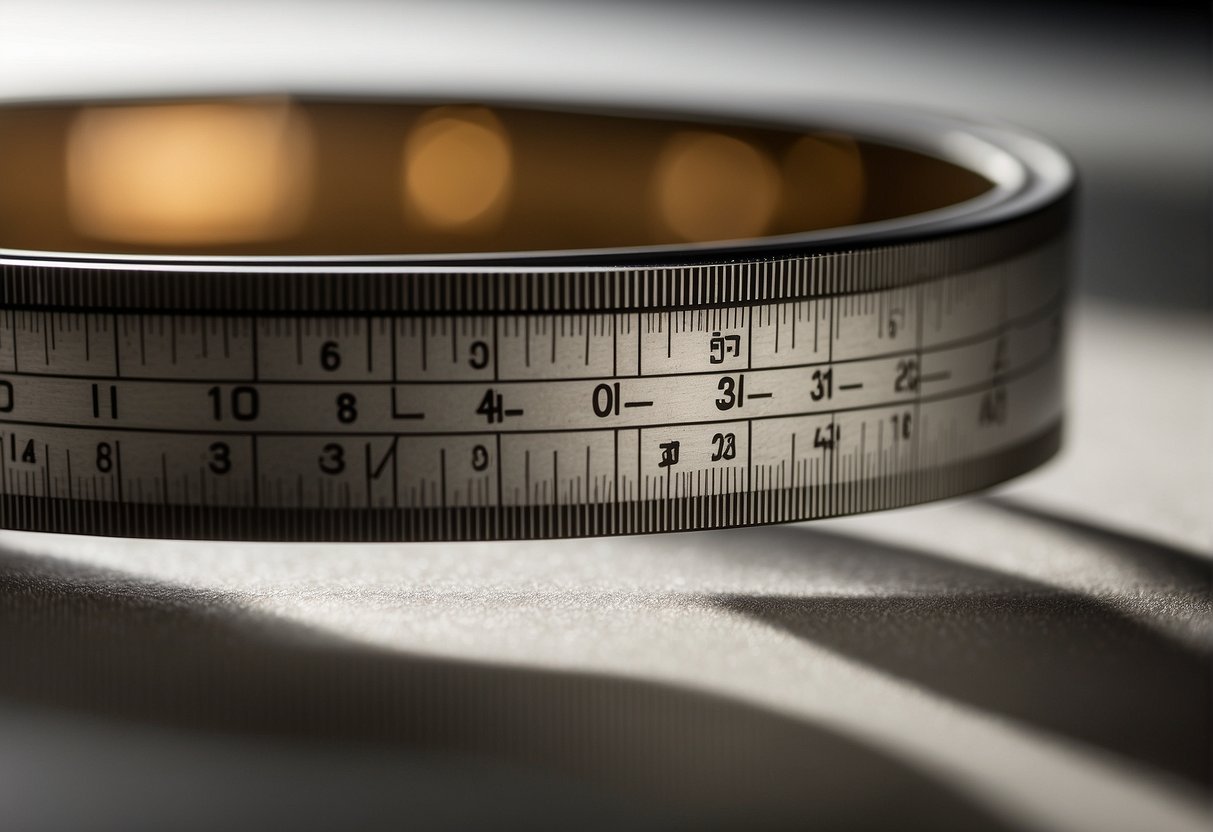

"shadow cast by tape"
[711,516,1212,792]
[0,544,1014,832]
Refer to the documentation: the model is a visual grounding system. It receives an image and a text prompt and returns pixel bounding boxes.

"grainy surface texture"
[0,2,1209,830]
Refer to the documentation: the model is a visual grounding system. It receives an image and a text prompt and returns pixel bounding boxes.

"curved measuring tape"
[0,100,1072,540]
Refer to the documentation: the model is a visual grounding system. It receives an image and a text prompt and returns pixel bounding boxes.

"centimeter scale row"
[0,257,1062,516]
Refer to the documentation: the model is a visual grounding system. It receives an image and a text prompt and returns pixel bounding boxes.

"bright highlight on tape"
[66,101,314,245]
[403,107,513,230]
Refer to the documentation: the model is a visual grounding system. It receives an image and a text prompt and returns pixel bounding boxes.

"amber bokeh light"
[0,98,992,255]
[403,107,513,231]
[653,131,782,242]
[65,100,314,245]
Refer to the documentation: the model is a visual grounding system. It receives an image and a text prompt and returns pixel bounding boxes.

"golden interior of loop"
[0,98,993,256]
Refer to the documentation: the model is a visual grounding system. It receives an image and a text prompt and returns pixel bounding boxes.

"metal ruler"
[0,211,1067,541]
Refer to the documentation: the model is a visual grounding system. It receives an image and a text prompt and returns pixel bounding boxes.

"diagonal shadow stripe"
[983,496,1213,579]
[0,547,1021,832]
[712,523,1212,793]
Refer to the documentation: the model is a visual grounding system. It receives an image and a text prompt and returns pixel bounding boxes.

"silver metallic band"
[0,105,1073,541]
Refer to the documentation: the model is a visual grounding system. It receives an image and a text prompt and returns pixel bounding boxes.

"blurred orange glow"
[66,100,313,245]
[403,107,512,230]
[652,131,780,242]
[781,133,865,229]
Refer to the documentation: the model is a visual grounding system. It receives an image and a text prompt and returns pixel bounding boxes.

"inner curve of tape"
[0,98,992,255]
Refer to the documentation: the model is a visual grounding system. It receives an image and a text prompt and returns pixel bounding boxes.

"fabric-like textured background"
[0,2,1210,829]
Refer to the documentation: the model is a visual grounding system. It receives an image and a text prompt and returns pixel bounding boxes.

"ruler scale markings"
[0,312,1047,383]
[0,242,1066,539]
[0,347,1060,443]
